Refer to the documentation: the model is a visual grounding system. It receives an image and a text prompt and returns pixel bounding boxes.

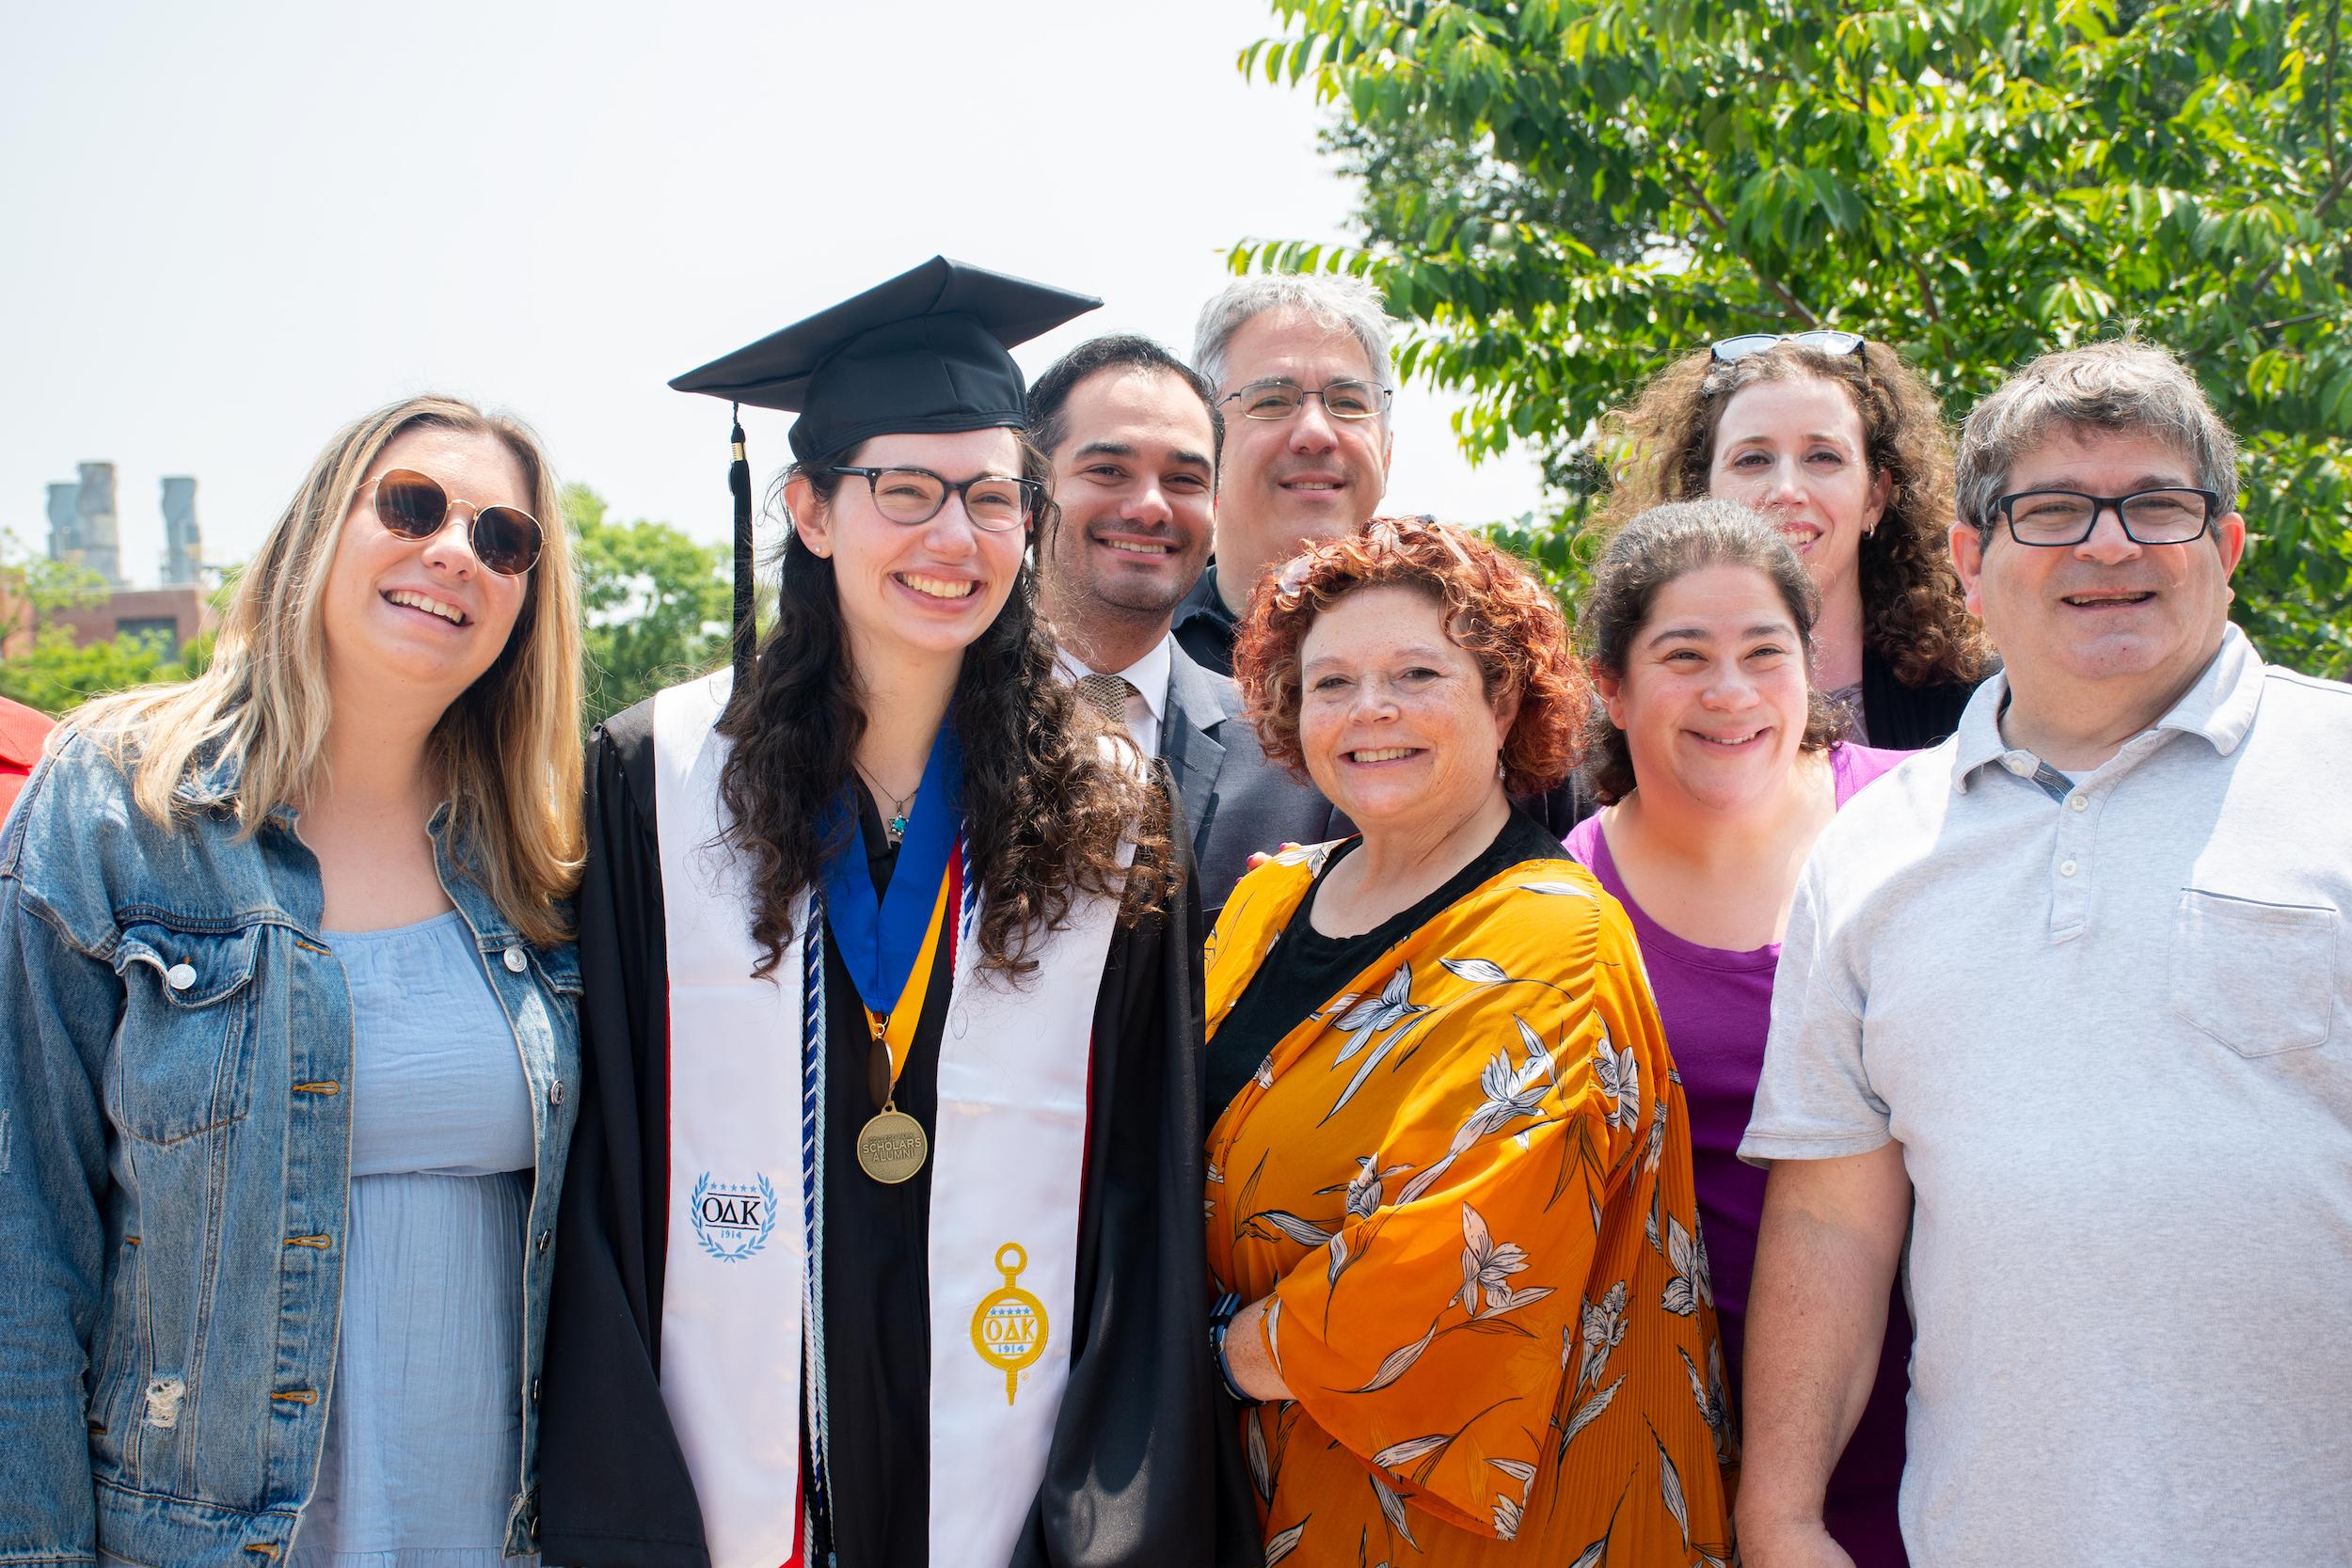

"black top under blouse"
[1204,808,1564,1119]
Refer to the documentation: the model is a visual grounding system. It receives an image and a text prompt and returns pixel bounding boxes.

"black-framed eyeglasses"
[1710,330,1867,364]
[1219,379,1393,421]
[1987,487,2222,546]
[826,467,1039,531]
[364,469,543,576]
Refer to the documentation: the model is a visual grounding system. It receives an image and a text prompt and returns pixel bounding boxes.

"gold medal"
[856,1104,929,1184]
[850,866,953,1184]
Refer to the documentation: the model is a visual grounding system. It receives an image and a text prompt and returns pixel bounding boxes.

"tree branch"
[1662,161,1821,327]
[2328,0,2342,185]
[2244,158,2352,302]
[1909,259,1942,325]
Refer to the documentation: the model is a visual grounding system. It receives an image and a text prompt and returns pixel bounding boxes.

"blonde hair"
[70,395,585,945]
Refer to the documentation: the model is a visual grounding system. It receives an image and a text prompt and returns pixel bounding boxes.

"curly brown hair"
[1602,340,1990,689]
[1233,517,1583,800]
[714,436,1172,980]
[1578,500,1843,806]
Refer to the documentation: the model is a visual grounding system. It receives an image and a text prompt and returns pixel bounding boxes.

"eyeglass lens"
[1232,380,1386,420]
[2003,489,2213,545]
[1713,330,1865,362]
[373,468,543,576]
[864,468,1031,530]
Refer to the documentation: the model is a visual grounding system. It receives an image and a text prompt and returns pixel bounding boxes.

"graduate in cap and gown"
[537,258,1255,1568]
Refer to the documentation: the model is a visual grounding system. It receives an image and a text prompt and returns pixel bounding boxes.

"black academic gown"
[539,699,1258,1568]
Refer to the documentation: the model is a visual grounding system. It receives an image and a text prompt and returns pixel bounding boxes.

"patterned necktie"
[1074,673,1133,726]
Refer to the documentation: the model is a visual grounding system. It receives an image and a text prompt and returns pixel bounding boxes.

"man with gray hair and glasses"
[1734,340,2352,1566]
[1173,273,1396,676]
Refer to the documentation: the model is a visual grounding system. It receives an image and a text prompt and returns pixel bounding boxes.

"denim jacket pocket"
[109,919,266,1144]
[2169,889,2337,1057]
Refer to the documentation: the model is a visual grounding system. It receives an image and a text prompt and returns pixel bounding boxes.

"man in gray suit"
[1030,334,1336,917]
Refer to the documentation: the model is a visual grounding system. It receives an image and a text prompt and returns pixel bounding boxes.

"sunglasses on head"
[1709,329,1867,364]
[366,468,543,577]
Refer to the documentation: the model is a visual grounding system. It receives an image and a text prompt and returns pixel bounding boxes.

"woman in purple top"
[1563,499,1913,1567]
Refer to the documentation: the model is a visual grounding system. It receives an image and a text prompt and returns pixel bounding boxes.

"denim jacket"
[0,732,580,1566]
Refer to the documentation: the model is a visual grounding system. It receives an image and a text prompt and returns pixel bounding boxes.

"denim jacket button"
[536,1229,550,1255]
[548,1079,565,1105]
[502,946,527,974]
[166,962,197,990]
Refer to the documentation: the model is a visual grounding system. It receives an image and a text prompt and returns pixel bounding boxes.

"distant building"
[18,464,221,660]
[46,585,216,660]
[46,462,126,589]
[161,476,202,586]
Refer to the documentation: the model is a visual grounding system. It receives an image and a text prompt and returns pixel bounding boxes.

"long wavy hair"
[68,395,584,946]
[1601,340,1990,689]
[715,434,1172,979]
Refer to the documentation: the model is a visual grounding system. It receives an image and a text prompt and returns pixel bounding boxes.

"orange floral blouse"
[1204,844,1733,1567]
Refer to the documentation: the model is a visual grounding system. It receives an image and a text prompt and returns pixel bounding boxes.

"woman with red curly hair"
[1200,518,1730,1567]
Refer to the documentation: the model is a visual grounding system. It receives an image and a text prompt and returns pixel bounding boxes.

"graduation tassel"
[728,404,755,689]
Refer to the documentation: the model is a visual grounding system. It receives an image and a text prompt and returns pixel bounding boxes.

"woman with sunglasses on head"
[0,396,583,1567]
[1563,499,1913,1566]
[536,260,1249,1568]
[1604,332,1991,750]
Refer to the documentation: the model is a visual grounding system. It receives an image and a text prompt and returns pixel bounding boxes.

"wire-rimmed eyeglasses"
[1710,329,1867,364]
[1219,379,1394,421]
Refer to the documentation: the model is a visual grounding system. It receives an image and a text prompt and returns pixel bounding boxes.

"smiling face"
[1597,563,1813,816]
[1708,376,1890,619]
[1214,309,1393,586]
[789,426,1031,678]
[1296,583,1515,834]
[1039,365,1216,629]
[319,424,532,718]
[1951,424,2245,737]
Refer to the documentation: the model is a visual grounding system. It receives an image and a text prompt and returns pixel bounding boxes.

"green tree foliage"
[0,531,212,717]
[568,484,732,729]
[1236,0,2352,673]
[0,626,213,717]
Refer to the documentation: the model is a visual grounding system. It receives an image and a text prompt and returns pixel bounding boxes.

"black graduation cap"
[670,256,1101,681]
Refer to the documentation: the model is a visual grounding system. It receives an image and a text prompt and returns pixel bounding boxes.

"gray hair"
[1192,273,1398,397]
[1955,340,2240,532]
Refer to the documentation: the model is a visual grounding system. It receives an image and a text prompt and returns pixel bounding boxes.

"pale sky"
[2,0,1545,587]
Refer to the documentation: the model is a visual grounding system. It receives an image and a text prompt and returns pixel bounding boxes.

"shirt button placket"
[2051,786,2094,940]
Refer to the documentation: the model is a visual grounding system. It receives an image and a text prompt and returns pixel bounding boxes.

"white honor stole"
[651,671,1116,1568]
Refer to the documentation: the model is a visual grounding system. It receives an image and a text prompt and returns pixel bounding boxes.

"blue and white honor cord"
[800,907,835,1558]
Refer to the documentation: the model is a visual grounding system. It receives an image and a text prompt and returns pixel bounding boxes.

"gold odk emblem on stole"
[971,1242,1048,1404]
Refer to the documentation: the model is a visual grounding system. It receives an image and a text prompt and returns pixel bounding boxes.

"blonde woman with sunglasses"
[0,396,584,1568]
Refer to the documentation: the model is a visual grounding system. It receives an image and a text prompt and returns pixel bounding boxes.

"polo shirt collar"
[1172,562,1235,640]
[1953,623,2265,792]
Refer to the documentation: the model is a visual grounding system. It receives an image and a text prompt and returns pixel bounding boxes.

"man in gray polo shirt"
[1735,341,2352,1566]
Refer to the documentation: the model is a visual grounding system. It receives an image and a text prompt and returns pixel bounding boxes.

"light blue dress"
[292,911,539,1567]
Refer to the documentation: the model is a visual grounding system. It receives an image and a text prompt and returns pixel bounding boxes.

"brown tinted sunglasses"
[368,468,543,576]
